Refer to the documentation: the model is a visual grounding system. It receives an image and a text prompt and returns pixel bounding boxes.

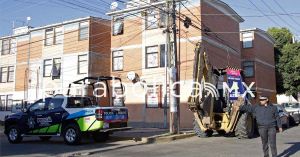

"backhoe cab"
[187,43,255,138]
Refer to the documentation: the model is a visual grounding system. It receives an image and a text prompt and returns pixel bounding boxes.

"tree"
[267,27,293,49]
[267,27,293,94]
[279,43,300,98]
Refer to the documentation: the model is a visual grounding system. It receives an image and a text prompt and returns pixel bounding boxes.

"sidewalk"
[111,128,195,143]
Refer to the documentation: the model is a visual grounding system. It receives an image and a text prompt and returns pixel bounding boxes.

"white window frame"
[242,32,253,48]
[79,21,89,40]
[146,46,159,68]
[78,54,88,74]
[112,50,124,71]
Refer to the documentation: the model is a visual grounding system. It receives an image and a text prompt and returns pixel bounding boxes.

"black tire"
[216,130,226,136]
[92,132,109,142]
[39,136,52,141]
[62,123,82,145]
[235,113,255,139]
[193,119,213,138]
[7,125,23,144]
[289,116,296,126]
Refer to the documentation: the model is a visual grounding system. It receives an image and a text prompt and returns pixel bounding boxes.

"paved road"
[1,126,300,157]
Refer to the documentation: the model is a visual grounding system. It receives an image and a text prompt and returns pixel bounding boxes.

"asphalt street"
[1,126,300,157]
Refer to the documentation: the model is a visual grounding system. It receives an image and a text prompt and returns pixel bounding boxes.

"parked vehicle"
[4,76,130,145]
[275,104,290,128]
[282,102,300,125]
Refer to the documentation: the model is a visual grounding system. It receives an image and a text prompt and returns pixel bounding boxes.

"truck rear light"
[95,109,104,121]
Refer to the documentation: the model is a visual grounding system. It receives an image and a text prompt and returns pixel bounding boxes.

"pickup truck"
[4,95,130,145]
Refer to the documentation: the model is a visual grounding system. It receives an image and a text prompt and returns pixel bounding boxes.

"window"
[7,66,14,82]
[2,39,10,55]
[47,98,64,110]
[29,100,46,112]
[160,44,166,67]
[45,28,54,46]
[242,32,253,48]
[0,95,6,111]
[112,50,123,71]
[43,59,52,77]
[243,61,254,77]
[10,39,16,54]
[146,85,162,108]
[79,21,89,40]
[6,95,12,111]
[146,8,159,29]
[0,67,8,83]
[67,97,93,108]
[146,46,159,68]
[54,27,63,44]
[52,58,61,79]
[113,16,124,36]
[78,54,88,74]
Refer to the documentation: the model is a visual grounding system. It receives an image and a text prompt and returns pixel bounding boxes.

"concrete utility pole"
[168,0,179,134]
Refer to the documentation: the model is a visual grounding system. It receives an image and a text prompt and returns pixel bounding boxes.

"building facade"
[108,0,244,128]
[240,28,277,103]
[0,16,111,121]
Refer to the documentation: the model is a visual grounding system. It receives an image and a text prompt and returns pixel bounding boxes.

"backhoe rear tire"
[235,112,255,139]
[193,119,213,138]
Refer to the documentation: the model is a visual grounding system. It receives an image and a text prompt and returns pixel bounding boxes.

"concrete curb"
[110,131,195,144]
[141,132,195,144]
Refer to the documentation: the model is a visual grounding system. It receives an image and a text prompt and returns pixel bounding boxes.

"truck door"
[27,100,48,133]
[45,98,65,134]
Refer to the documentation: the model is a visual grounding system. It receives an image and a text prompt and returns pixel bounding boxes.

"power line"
[272,0,300,27]
[260,0,300,34]
[247,0,282,27]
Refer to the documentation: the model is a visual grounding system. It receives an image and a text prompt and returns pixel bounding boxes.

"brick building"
[0,16,111,121]
[108,0,245,128]
[240,28,277,103]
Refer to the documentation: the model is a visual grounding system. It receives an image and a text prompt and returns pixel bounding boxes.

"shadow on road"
[278,142,300,157]
[0,136,143,156]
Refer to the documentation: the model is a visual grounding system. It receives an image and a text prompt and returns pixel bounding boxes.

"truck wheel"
[7,125,23,144]
[217,130,226,136]
[193,120,213,138]
[39,136,52,141]
[236,113,255,139]
[63,123,82,145]
[92,132,109,142]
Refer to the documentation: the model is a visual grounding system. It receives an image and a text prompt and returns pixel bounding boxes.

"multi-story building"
[0,16,111,121]
[108,0,244,128]
[240,28,277,103]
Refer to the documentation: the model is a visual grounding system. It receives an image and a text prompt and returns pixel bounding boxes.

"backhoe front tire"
[193,119,213,138]
[235,112,255,139]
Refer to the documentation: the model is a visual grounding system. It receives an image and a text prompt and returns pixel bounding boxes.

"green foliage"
[279,43,300,96]
[267,27,293,49]
[267,27,295,95]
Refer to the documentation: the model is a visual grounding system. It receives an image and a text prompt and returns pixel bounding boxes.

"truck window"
[29,100,45,112]
[48,98,64,110]
[67,97,94,108]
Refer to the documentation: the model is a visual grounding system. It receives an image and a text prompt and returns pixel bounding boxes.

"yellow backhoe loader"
[187,43,256,138]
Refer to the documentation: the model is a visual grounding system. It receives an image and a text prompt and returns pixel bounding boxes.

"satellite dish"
[127,71,136,81]
[110,2,118,10]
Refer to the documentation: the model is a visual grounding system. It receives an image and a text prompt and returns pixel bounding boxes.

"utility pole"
[26,17,31,102]
[167,0,179,134]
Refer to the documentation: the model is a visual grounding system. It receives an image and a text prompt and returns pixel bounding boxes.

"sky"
[0,0,300,39]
